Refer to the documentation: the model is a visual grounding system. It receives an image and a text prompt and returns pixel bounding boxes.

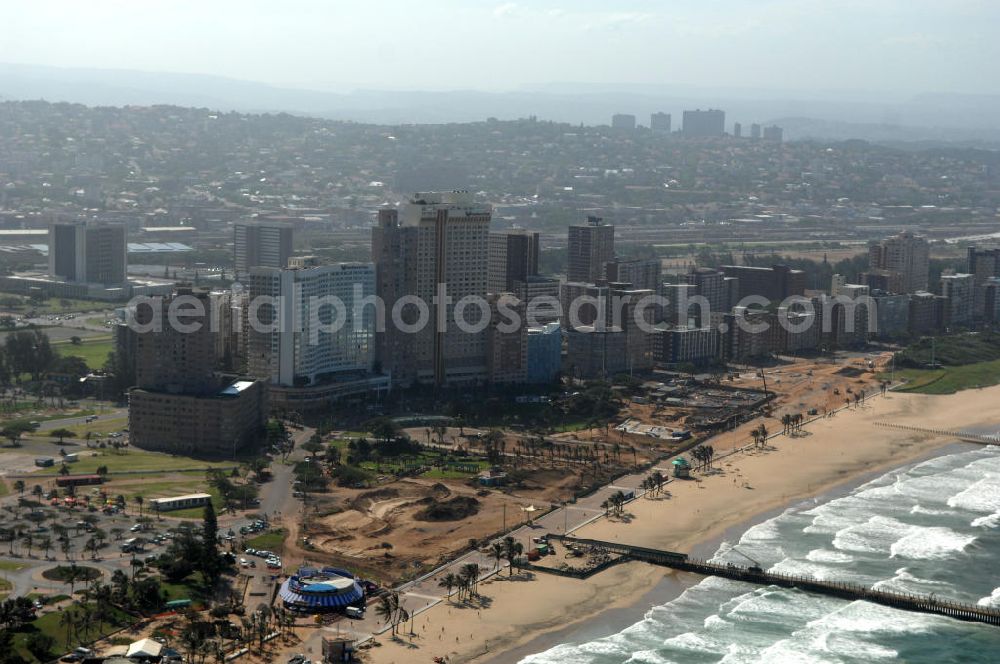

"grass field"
[31,415,128,440]
[0,577,10,598]
[159,486,226,519]
[52,335,113,371]
[0,561,30,571]
[32,447,237,475]
[13,602,132,663]
[245,528,286,553]
[891,358,1000,394]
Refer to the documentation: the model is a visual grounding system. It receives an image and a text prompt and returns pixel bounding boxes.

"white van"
[345,606,364,619]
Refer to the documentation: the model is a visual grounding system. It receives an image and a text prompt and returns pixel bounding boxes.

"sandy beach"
[363,384,1000,664]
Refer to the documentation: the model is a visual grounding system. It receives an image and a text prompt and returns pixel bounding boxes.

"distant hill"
[2,62,999,143]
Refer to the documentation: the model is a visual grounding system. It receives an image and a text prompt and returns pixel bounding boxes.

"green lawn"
[53,336,114,371]
[0,561,30,571]
[159,572,208,603]
[245,528,287,553]
[13,602,133,663]
[892,359,1000,395]
[31,415,128,440]
[32,448,236,475]
[10,297,113,315]
[0,577,10,598]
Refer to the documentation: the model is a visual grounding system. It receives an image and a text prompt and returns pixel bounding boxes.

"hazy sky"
[3,0,997,94]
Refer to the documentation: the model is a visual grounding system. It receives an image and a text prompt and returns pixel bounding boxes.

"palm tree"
[438,573,458,603]
[134,495,144,519]
[461,563,480,597]
[13,479,25,496]
[490,541,504,571]
[503,536,523,577]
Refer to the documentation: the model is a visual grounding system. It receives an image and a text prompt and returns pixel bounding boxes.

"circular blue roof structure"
[278,567,364,612]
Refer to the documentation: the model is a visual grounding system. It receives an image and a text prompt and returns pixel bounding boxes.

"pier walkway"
[873,421,1000,445]
[545,534,1000,627]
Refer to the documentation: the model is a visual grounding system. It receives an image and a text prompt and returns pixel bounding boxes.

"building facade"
[488,230,540,293]
[49,220,127,286]
[567,217,615,284]
[372,192,492,387]
[867,231,929,294]
[682,109,725,137]
[234,221,293,278]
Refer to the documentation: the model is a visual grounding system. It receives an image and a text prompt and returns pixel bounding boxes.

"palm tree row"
[750,423,769,448]
[691,445,716,470]
[780,413,805,434]
[640,470,668,496]
[437,562,482,604]
[374,591,410,637]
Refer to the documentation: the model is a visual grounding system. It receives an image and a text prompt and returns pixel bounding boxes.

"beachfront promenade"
[545,534,1000,628]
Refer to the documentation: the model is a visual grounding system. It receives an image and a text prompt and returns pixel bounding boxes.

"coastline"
[365,385,1000,664]
[488,439,981,664]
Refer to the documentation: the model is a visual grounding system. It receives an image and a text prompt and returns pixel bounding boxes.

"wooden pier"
[546,534,1000,627]
[873,421,1000,445]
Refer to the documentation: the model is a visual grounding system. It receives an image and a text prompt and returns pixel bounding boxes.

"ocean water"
[519,446,1000,664]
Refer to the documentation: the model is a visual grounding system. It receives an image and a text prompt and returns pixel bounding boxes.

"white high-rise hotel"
[247,257,376,387]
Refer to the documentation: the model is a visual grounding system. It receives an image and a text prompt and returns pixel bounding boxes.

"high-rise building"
[940,273,975,327]
[968,247,1000,285]
[908,291,947,335]
[567,217,615,283]
[488,230,540,293]
[514,275,561,325]
[682,109,725,137]
[722,265,806,302]
[486,293,527,385]
[650,112,672,134]
[684,267,728,314]
[762,125,784,142]
[611,114,636,130]
[372,192,492,387]
[234,221,293,278]
[605,258,662,291]
[246,257,376,387]
[126,287,266,457]
[733,122,742,138]
[48,220,127,286]
[526,322,562,383]
[867,231,929,294]
[750,123,762,140]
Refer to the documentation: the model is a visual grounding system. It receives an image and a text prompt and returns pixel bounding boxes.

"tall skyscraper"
[611,114,637,130]
[750,123,762,140]
[763,125,784,142]
[684,267,729,314]
[968,247,1000,285]
[234,221,293,278]
[246,257,376,387]
[682,109,725,137]
[605,258,662,291]
[567,217,615,284]
[867,231,930,293]
[373,191,492,387]
[48,220,127,285]
[733,122,743,138]
[488,230,540,293]
[650,112,672,134]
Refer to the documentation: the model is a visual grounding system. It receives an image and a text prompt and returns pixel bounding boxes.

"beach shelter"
[671,458,691,478]
[126,639,163,659]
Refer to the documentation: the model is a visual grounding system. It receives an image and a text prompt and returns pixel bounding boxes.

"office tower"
[763,125,784,142]
[684,267,728,314]
[246,257,376,387]
[372,192,492,387]
[652,326,719,365]
[682,109,725,137]
[605,258,662,291]
[567,216,615,283]
[867,231,929,293]
[566,327,628,379]
[132,287,217,393]
[733,122,742,138]
[940,273,975,327]
[526,322,561,383]
[233,221,293,278]
[967,247,1000,285]
[486,293,527,384]
[871,292,910,338]
[721,265,806,302]
[611,114,637,130]
[650,112,672,134]
[127,287,266,457]
[750,123,762,140]
[514,275,561,324]
[488,230,540,293]
[908,291,947,335]
[48,220,127,285]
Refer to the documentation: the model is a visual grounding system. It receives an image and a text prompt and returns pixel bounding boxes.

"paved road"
[36,407,128,432]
